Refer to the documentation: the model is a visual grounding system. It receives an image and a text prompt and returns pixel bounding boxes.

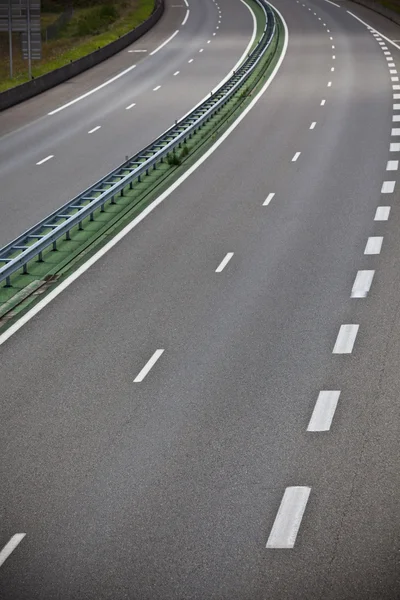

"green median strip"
[0,3,284,330]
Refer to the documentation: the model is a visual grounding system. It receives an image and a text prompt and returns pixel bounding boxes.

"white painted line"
[375,206,391,221]
[310,122,316,129]
[351,270,375,298]
[333,324,359,354]
[393,85,400,90]
[207,39,211,43]
[330,36,333,40]
[266,487,311,549]
[128,49,147,53]
[150,29,179,56]
[153,85,161,91]
[36,155,53,165]
[126,103,136,110]
[323,0,340,6]
[331,67,335,71]
[390,70,398,75]
[378,41,385,45]
[188,58,193,63]
[389,63,396,67]
[387,57,394,61]
[0,534,26,568]
[346,11,400,51]
[386,160,399,170]
[391,128,400,135]
[332,45,335,48]
[393,115,400,122]
[332,55,336,59]
[263,192,275,206]
[376,37,382,40]
[321,99,326,105]
[181,9,189,25]
[0,3,289,348]
[213,32,216,35]
[318,17,322,20]
[307,391,341,431]
[327,29,330,32]
[88,126,101,134]
[173,71,180,76]
[134,349,164,382]
[364,236,383,254]
[199,48,204,52]
[391,77,399,82]
[216,252,234,272]
[393,94,400,99]
[48,65,136,115]
[381,181,395,193]
[390,142,400,150]
[384,51,391,55]
[327,81,332,87]
[292,152,301,162]
[183,0,189,5]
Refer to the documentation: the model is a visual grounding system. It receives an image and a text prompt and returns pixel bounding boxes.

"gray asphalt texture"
[0,0,253,245]
[1,0,400,598]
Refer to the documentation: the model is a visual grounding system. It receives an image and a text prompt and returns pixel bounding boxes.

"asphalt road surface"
[0,0,254,245]
[1,0,400,598]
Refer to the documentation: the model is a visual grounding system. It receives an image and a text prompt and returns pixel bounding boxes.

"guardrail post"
[111,195,116,205]
[52,241,57,251]
[37,251,43,262]
[66,231,70,241]
[79,221,83,230]
[90,213,94,222]
[23,263,28,275]
[5,276,11,287]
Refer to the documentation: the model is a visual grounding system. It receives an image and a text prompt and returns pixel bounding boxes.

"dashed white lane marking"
[134,349,164,382]
[150,29,180,56]
[375,206,391,221]
[327,81,332,87]
[199,48,204,52]
[351,270,375,298]
[188,58,194,63]
[391,77,399,82]
[88,126,101,134]
[153,85,161,91]
[384,51,391,55]
[389,63,396,67]
[307,391,341,431]
[387,160,399,170]
[393,116,400,122]
[310,122,316,129]
[392,128,400,136]
[128,49,147,53]
[266,487,311,549]
[292,152,301,162]
[173,70,180,76]
[36,155,54,165]
[216,252,234,272]
[393,94,400,99]
[48,64,137,115]
[213,32,216,35]
[333,324,359,353]
[390,70,398,75]
[263,193,275,206]
[331,67,335,71]
[181,9,189,25]
[332,55,336,59]
[393,85,400,90]
[390,142,400,150]
[126,103,136,110]
[0,534,26,568]
[387,57,394,61]
[332,45,335,48]
[364,236,383,254]
[323,0,341,6]
[330,36,333,40]
[183,0,189,6]
[381,180,396,193]
[321,99,326,105]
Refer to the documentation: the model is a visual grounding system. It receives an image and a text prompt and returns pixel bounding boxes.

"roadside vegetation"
[0,0,154,93]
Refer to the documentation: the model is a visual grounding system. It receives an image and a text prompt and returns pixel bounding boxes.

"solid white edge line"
[351,270,375,298]
[374,206,391,220]
[266,487,311,548]
[332,324,359,353]
[263,192,275,206]
[216,252,234,272]
[149,29,180,56]
[346,11,400,50]
[0,3,289,347]
[48,65,137,115]
[133,349,164,382]
[307,390,341,431]
[0,534,26,568]
[183,0,189,6]
[36,155,54,165]
[181,9,189,25]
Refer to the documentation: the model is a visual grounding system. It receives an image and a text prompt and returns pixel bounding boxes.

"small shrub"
[74,4,119,37]
[167,152,181,166]
[180,144,190,159]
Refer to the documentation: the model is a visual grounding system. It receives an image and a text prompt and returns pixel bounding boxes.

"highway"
[0,0,255,245]
[1,0,400,598]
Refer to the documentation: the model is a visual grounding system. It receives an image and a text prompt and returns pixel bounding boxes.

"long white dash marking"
[181,9,189,25]
[266,487,311,548]
[263,193,275,206]
[292,152,301,162]
[307,391,341,431]
[36,155,53,165]
[126,103,136,110]
[321,99,326,105]
[48,66,136,115]
[310,122,316,129]
[375,206,391,221]
[150,29,179,55]
[364,237,383,254]
[128,49,147,53]
[188,58,193,63]
[134,349,164,382]
[173,70,180,76]
[0,534,26,568]
[153,85,161,91]
[323,0,340,6]
[88,126,101,134]
[351,270,375,297]
[333,324,359,353]
[216,252,234,272]
[381,181,395,193]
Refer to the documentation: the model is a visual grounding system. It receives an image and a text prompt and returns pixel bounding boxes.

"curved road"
[1,0,400,598]
[0,0,255,245]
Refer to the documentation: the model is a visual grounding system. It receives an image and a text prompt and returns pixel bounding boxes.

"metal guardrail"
[0,0,276,288]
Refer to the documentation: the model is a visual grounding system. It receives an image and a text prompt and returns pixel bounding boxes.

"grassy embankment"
[0,0,155,93]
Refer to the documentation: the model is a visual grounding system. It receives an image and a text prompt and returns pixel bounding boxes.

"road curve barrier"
[0,0,277,293]
[0,0,164,112]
